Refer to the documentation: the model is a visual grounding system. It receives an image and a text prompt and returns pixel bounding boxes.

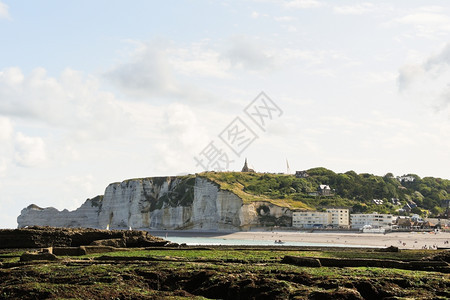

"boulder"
[90,238,127,248]
[282,256,322,267]
[20,252,59,262]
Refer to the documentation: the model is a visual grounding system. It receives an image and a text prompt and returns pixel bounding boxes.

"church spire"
[241,158,255,172]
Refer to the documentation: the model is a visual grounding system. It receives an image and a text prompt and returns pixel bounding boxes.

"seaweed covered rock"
[309,287,364,300]
[90,238,127,248]
[425,251,450,263]
[20,251,59,262]
[0,226,167,248]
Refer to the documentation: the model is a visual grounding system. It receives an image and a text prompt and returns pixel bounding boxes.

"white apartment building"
[326,208,350,228]
[350,213,394,229]
[292,211,331,228]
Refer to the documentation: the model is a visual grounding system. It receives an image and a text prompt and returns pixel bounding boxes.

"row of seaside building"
[292,209,446,230]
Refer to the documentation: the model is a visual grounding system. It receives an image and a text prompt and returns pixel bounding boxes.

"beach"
[150,230,450,249]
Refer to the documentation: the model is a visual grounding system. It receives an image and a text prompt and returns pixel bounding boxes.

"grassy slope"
[201,170,449,216]
[200,172,312,210]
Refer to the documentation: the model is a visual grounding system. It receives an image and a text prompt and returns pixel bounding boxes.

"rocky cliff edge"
[18,175,292,230]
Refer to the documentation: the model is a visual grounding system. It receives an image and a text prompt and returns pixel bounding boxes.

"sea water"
[154,235,376,248]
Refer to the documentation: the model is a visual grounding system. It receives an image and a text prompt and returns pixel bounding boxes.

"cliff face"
[17,175,291,230]
[17,197,103,229]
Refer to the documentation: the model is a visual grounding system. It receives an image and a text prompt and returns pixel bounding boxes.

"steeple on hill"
[241,158,255,173]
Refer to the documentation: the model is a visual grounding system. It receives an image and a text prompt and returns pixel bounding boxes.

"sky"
[0,0,449,228]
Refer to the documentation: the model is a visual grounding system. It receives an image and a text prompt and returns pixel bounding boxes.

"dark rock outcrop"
[283,255,450,273]
[282,256,322,267]
[0,226,167,248]
[20,252,59,262]
[90,238,127,248]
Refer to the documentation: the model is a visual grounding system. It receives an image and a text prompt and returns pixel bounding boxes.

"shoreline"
[149,230,450,249]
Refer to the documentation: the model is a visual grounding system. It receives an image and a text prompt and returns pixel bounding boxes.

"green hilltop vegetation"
[201,168,449,217]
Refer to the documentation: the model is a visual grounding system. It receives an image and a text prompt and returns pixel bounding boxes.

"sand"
[212,231,450,249]
[150,230,450,249]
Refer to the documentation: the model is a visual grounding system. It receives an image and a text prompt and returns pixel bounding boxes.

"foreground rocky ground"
[0,227,449,299]
[0,226,167,248]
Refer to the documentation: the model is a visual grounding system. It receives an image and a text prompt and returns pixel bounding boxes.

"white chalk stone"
[17,176,290,230]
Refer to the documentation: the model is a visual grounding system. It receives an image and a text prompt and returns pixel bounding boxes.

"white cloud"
[0,117,13,177]
[0,67,129,140]
[105,41,223,104]
[333,3,375,15]
[364,71,398,85]
[105,41,179,98]
[154,103,209,174]
[416,6,446,13]
[394,10,450,38]
[397,12,450,28]
[0,67,23,85]
[282,24,298,32]
[284,0,323,9]
[398,43,450,113]
[222,36,275,70]
[14,132,47,167]
[65,174,94,195]
[0,1,10,20]
[59,174,98,210]
[0,117,13,141]
[278,48,352,68]
[274,16,296,22]
[333,2,395,17]
[424,43,450,70]
[399,43,450,90]
[437,86,450,111]
[0,158,6,177]
[273,16,298,31]
[168,43,231,79]
[0,211,16,229]
[397,64,425,90]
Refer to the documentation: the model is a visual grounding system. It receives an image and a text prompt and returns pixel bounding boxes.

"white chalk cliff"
[18,175,292,230]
